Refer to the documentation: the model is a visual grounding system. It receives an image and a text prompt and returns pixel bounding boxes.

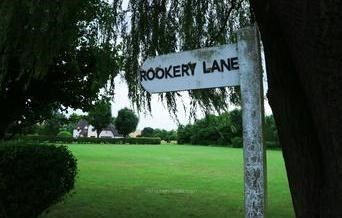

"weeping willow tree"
[119,1,342,216]
[120,0,252,117]
[0,0,251,136]
[2,1,341,216]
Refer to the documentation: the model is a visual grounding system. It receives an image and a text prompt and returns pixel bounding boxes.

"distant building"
[73,120,123,139]
[129,130,141,138]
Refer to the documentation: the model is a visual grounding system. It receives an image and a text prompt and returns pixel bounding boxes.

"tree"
[177,112,235,146]
[264,115,280,148]
[120,1,342,215]
[39,112,66,136]
[229,109,242,138]
[2,0,340,215]
[177,124,194,144]
[151,128,177,142]
[0,0,121,138]
[87,99,112,138]
[65,113,87,133]
[250,1,342,216]
[141,127,154,137]
[115,108,139,138]
[191,114,223,145]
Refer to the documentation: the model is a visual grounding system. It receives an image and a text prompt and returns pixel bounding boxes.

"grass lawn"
[40,144,294,218]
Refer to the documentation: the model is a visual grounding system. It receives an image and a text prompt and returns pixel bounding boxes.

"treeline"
[20,112,85,137]
[140,127,177,142]
[177,110,280,148]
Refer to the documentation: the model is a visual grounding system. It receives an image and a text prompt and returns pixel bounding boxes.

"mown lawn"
[40,144,294,218]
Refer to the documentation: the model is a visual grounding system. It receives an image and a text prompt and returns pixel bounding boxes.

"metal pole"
[238,25,266,218]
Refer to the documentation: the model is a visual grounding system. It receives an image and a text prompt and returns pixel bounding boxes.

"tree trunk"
[251,0,342,216]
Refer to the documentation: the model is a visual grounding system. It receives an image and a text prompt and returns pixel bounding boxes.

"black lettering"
[165,66,173,78]
[189,63,197,75]
[212,60,221,72]
[147,69,155,80]
[182,64,190,76]
[220,59,231,71]
[140,70,147,81]
[231,57,239,70]
[173,65,181,77]
[155,68,164,79]
[203,61,211,73]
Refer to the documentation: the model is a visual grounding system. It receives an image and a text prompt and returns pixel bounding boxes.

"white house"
[73,120,122,139]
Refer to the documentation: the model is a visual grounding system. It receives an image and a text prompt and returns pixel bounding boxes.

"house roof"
[75,120,122,137]
[129,130,141,138]
[103,124,122,137]
[76,120,89,129]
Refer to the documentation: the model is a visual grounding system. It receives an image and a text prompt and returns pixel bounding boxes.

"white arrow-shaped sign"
[140,44,240,93]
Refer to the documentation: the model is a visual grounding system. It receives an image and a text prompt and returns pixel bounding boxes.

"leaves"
[115,107,139,137]
[121,0,252,116]
[0,0,121,136]
[87,99,112,137]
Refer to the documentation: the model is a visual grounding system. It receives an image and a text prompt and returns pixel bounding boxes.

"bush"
[177,113,237,146]
[57,130,72,138]
[177,124,193,144]
[231,137,243,148]
[141,127,154,137]
[0,142,77,218]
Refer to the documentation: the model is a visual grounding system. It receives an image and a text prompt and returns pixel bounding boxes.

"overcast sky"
[110,75,272,131]
[69,50,272,131]
[111,76,197,131]
[95,0,272,131]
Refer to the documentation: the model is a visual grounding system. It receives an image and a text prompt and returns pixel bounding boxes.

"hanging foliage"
[119,0,252,116]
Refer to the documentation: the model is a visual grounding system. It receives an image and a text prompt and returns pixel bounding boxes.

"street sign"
[139,25,266,218]
[140,44,240,93]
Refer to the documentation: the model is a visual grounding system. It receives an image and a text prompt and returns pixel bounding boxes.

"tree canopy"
[0,0,252,137]
[141,127,154,137]
[0,0,121,137]
[87,99,112,138]
[1,0,341,215]
[115,107,139,137]
[121,0,251,115]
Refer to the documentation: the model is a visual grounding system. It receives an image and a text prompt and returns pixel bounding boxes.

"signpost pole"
[238,25,266,218]
[140,24,266,218]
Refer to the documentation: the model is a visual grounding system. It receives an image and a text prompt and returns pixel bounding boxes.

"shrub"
[0,142,77,218]
[177,124,193,144]
[231,137,243,148]
[126,137,161,144]
[177,113,236,146]
[57,130,72,138]
[141,127,154,137]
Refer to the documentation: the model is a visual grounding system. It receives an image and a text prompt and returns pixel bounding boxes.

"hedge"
[0,142,77,218]
[126,137,161,144]
[15,135,161,145]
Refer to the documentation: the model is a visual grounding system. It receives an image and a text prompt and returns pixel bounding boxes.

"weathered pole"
[238,25,266,218]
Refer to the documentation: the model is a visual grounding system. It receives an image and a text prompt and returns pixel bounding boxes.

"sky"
[110,75,272,131]
[69,50,272,131]
[111,76,197,131]
[94,0,272,131]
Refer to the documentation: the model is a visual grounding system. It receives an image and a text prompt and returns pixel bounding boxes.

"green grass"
[40,144,294,218]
